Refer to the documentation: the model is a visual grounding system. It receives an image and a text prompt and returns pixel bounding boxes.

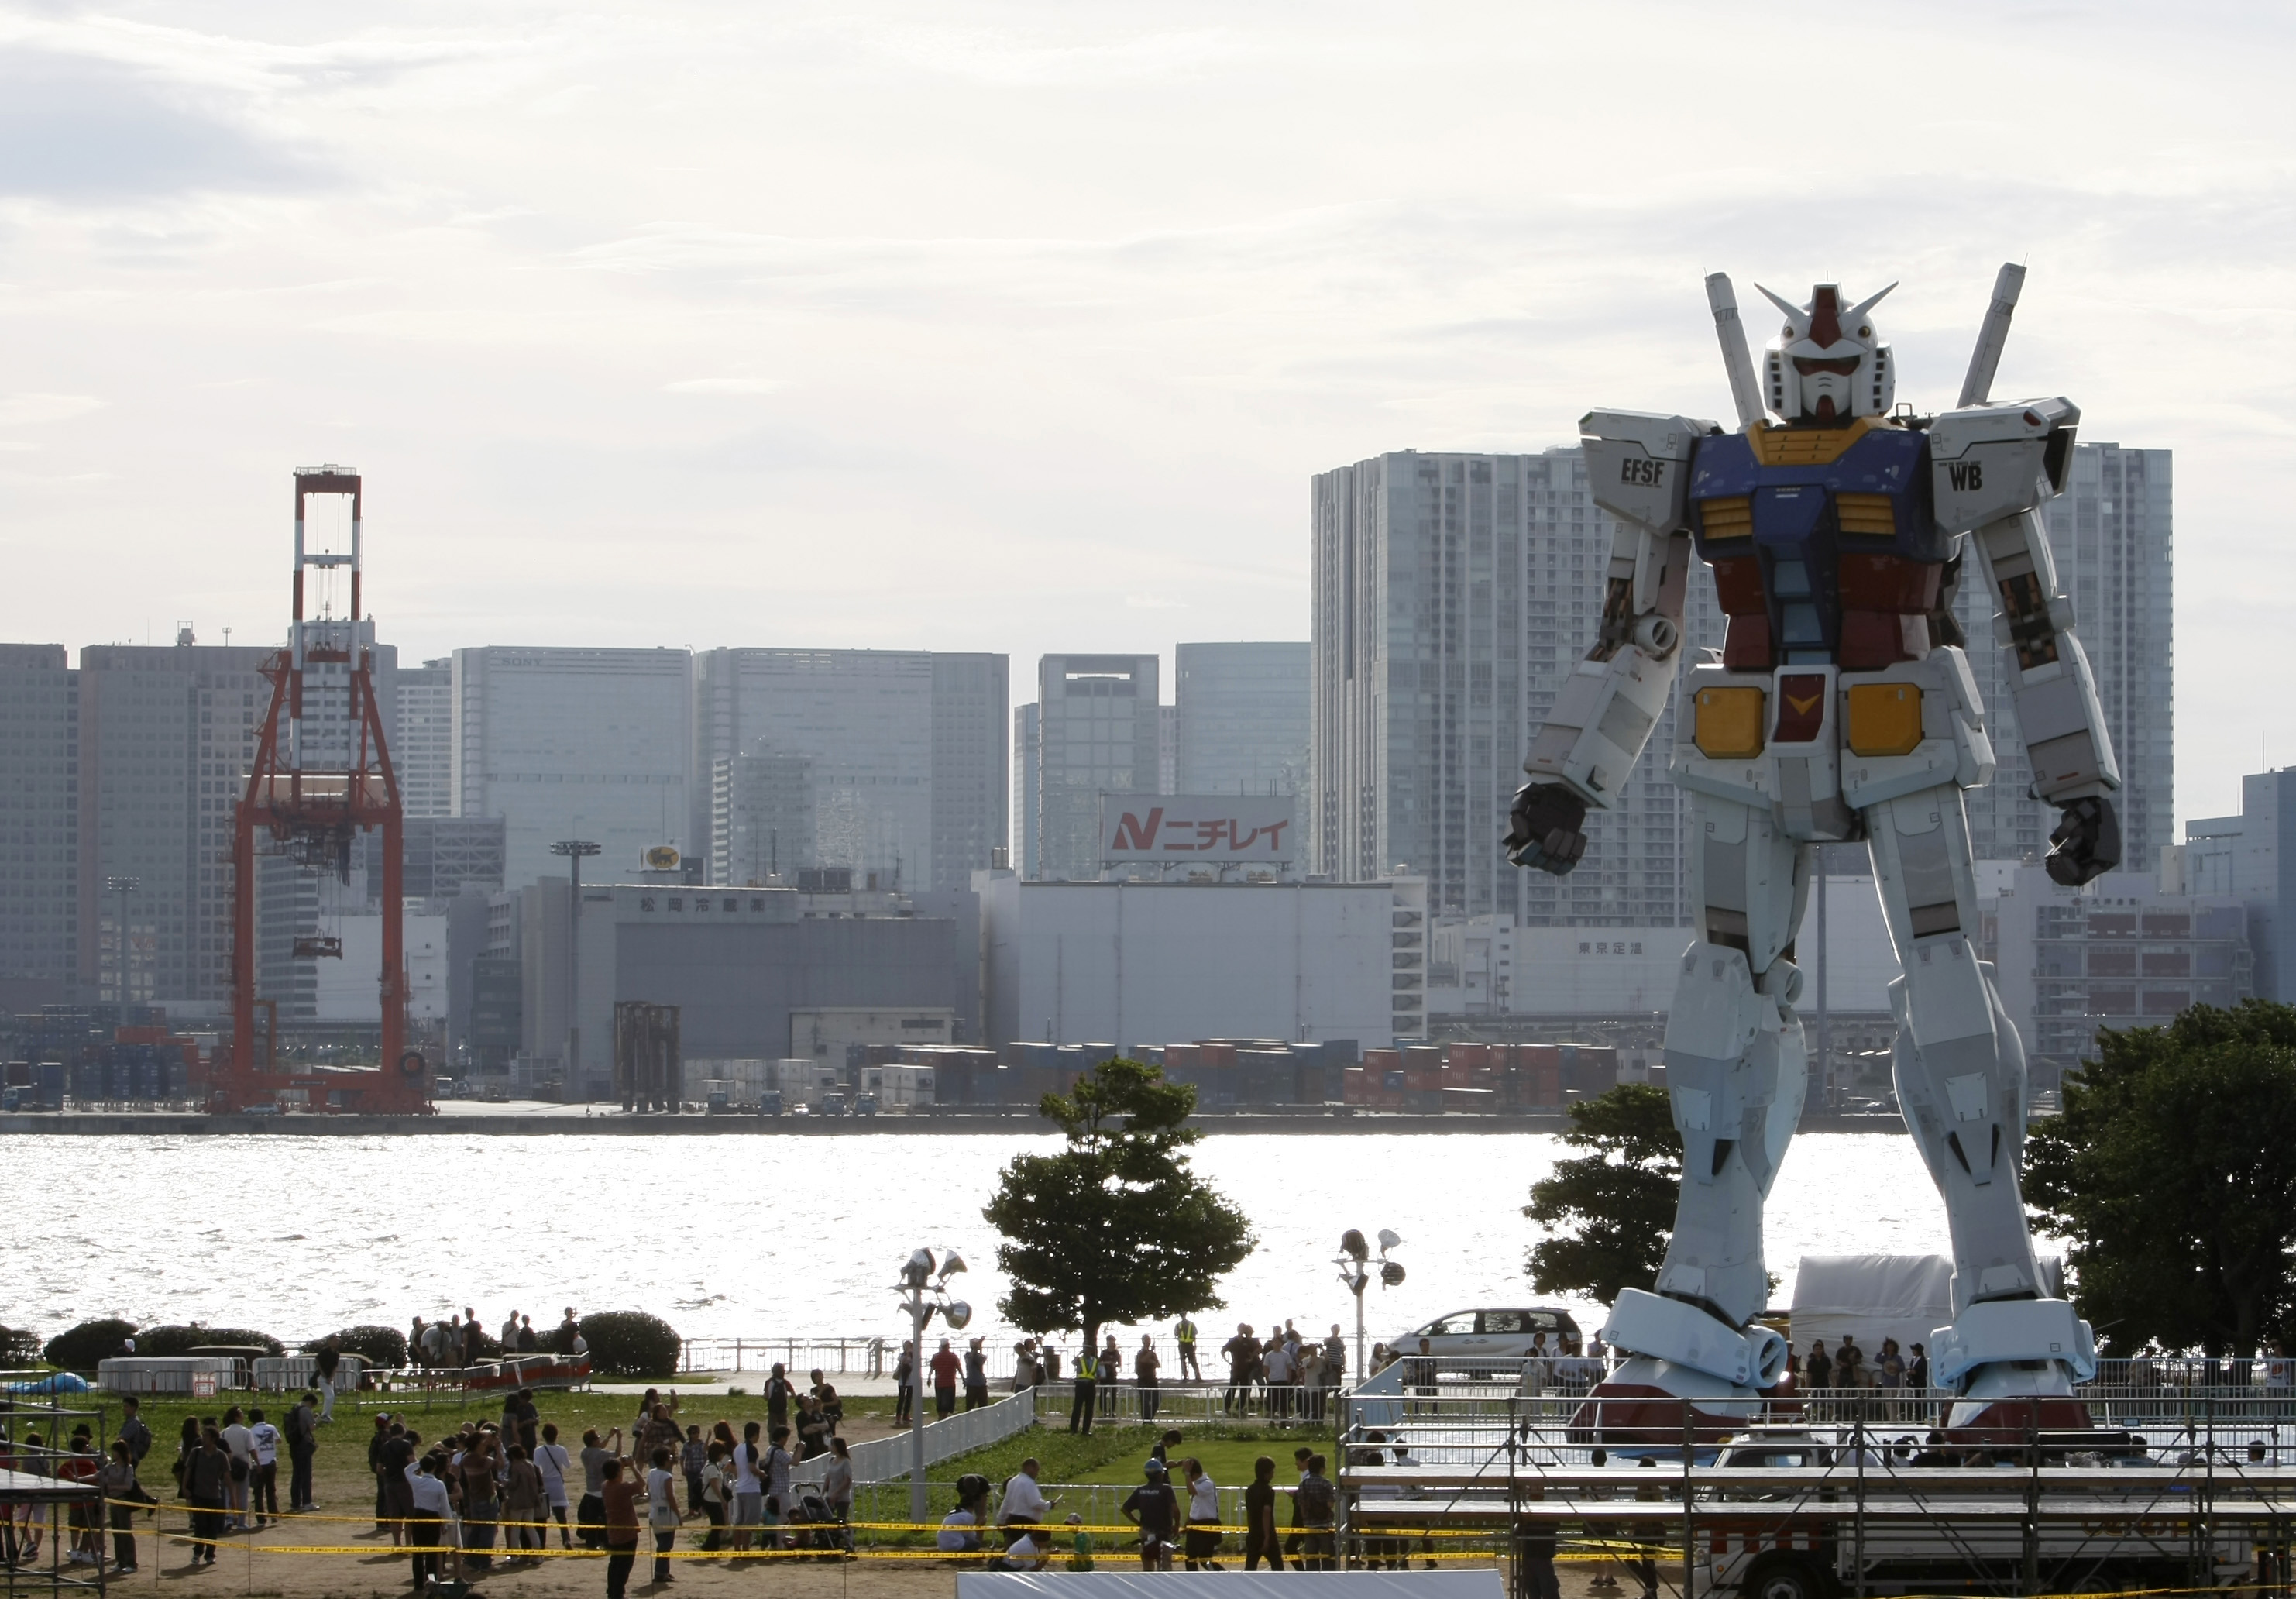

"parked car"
[1390,1307,1584,1374]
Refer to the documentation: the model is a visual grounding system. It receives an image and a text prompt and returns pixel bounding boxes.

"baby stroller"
[785,1492,847,1558]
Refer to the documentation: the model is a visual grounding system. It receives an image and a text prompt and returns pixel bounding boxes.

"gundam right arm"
[1507,410,1711,875]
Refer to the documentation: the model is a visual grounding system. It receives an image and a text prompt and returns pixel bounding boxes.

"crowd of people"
[354,1376,861,1596]
[928,1433,1339,1574]
[890,1318,1353,1436]
[405,1305,585,1369]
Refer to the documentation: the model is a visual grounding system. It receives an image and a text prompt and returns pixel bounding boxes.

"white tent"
[1789,1254,1956,1363]
[961,1572,1506,1599]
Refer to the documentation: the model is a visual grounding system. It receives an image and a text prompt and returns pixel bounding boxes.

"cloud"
[0,394,102,426]
[662,377,789,395]
[0,46,328,198]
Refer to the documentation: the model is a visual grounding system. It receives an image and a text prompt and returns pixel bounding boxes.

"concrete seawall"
[0,1109,1910,1136]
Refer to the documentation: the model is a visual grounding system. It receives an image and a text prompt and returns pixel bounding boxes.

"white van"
[1393,1307,1584,1366]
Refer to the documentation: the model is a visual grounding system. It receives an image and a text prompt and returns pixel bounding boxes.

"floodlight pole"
[905,1277,932,1525]
[895,1251,967,1527]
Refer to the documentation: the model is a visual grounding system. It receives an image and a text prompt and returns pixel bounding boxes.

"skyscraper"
[690,648,1007,892]
[710,748,816,885]
[77,638,307,1005]
[1957,442,2172,866]
[1033,655,1160,881]
[1309,448,1719,923]
[395,657,455,818]
[452,646,694,891]
[0,645,78,1008]
[1175,641,1309,796]
[1012,703,1040,879]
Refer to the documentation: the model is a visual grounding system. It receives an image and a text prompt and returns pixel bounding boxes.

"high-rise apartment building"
[1012,703,1040,879]
[0,645,79,1008]
[1956,442,2172,866]
[77,638,301,1005]
[395,657,455,818]
[710,749,816,886]
[1310,449,1719,923]
[1033,655,1160,881]
[690,649,1007,892]
[452,647,694,891]
[1175,641,1310,796]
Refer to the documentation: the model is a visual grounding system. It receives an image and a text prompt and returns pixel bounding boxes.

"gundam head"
[1756,281,1896,424]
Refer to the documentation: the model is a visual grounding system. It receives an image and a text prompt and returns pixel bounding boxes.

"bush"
[1,1324,43,1364]
[136,1324,284,1358]
[43,1319,138,1373]
[311,1325,407,1368]
[578,1312,682,1377]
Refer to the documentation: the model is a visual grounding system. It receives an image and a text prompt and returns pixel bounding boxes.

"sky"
[0,1,2288,830]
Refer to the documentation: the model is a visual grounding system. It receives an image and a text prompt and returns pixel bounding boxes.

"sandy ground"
[36,1400,1637,1597]
[40,1495,1647,1599]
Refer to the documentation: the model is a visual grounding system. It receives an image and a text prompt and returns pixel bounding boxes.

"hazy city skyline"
[0,2,2284,832]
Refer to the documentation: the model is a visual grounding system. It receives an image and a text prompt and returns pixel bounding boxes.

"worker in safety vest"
[1175,1318,1200,1381]
[1070,1346,1099,1436]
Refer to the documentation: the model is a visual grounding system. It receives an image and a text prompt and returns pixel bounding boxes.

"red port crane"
[222,467,431,1114]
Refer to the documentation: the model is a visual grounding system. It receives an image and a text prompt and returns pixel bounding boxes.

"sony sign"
[1100,794,1295,862]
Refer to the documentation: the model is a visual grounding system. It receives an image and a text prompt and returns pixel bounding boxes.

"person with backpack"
[183,1426,232,1566]
[1297,1454,1336,1571]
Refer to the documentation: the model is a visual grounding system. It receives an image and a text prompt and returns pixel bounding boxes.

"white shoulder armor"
[1579,410,1716,531]
[1928,397,2078,534]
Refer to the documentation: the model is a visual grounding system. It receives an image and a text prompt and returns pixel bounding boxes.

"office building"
[0,645,78,1009]
[1957,442,2173,865]
[691,648,1007,893]
[395,657,455,818]
[1012,703,1040,879]
[1984,864,2251,1089]
[1175,641,1309,797]
[1310,448,1720,924]
[452,646,694,892]
[977,874,1415,1049]
[709,748,815,885]
[2176,767,2296,1003]
[515,879,961,1098]
[77,637,307,1007]
[1033,655,1160,881]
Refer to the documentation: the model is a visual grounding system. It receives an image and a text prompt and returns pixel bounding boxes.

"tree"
[2026,999,2296,1357]
[1524,1083,1680,1305]
[983,1056,1256,1353]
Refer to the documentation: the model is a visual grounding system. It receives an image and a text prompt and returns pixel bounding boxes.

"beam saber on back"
[1507,263,2120,1445]
[1958,261,2026,409]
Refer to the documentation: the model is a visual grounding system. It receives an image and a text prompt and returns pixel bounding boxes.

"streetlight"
[548,841,600,1091]
[1335,1228,1405,1381]
[894,1248,971,1526]
[105,875,140,1006]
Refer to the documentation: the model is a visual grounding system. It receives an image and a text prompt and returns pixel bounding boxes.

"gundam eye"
[1792,356,1860,377]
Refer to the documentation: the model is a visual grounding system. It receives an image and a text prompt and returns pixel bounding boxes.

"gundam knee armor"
[1508,265,2120,1443]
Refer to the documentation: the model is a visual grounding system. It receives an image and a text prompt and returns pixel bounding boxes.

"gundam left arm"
[1932,399,2122,885]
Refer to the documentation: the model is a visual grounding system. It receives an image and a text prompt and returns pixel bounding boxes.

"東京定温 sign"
[1099,794,1295,862]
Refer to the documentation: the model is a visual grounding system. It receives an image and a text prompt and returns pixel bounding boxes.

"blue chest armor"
[1684,421,1947,672]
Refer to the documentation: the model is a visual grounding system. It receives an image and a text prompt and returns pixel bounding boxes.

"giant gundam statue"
[1507,265,2119,1443]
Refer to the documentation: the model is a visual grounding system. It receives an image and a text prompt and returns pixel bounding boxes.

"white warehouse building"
[977,875,1420,1051]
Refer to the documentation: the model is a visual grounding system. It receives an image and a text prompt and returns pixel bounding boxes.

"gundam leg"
[1577,791,1806,1443]
[1867,782,2097,1440]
